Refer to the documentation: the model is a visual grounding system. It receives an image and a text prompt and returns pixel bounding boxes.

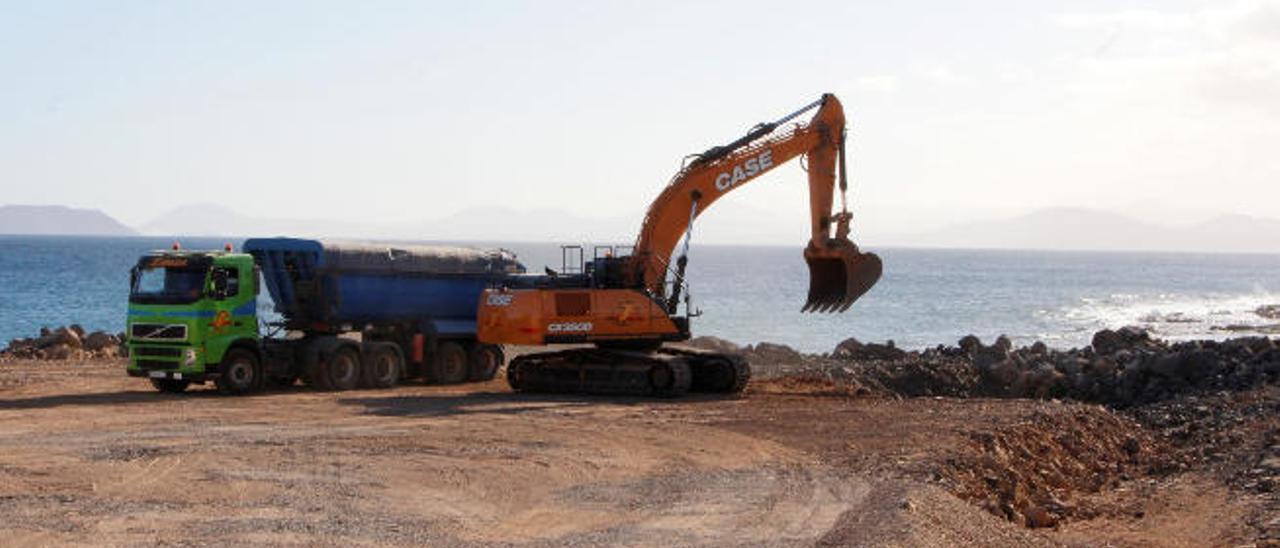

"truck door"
[207,264,256,362]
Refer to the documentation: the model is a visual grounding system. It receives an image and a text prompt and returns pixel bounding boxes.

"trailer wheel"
[434,341,468,384]
[326,346,362,391]
[150,378,190,393]
[362,343,402,389]
[467,344,503,381]
[217,348,261,395]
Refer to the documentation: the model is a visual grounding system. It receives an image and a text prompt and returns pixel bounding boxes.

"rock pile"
[1257,305,1280,320]
[702,328,1280,407]
[3,325,127,361]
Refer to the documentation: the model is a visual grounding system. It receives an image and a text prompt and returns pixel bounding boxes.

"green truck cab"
[126,249,262,393]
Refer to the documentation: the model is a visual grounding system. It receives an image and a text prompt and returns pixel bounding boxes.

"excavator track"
[506,346,750,398]
[665,347,751,394]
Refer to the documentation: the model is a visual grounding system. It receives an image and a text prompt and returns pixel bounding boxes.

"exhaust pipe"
[802,239,882,313]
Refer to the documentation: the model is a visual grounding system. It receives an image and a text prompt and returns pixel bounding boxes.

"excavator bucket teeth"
[802,242,882,313]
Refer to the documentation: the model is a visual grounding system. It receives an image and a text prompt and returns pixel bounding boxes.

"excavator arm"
[629,93,882,312]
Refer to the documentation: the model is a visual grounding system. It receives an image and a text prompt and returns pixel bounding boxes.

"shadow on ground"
[0,383,736,414]
[0,386,273,410]
[338,390,735,417]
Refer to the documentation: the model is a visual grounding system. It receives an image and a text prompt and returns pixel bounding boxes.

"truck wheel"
[216,348,261,395]
[326,346,362,391]
[362,343,402,389]
[151,378,190,393]
[467,344,503,381]
[434,342,468,385]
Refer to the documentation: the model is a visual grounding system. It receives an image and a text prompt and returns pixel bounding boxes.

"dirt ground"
[0,358,1273,547]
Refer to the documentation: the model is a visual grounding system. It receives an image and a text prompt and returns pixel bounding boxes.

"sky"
[2,0,1278,245]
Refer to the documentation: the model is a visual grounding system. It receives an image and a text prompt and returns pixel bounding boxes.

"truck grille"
[133,346,183,358]
[136,359,178,370]
[130,323,187,341]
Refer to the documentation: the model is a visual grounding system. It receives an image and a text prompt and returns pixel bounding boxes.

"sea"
[1,235,1278,353]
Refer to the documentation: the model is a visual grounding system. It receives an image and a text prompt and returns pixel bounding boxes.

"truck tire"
[151,378,190,393]
[325,346,362,391]
[216,348,261,395]
[467,344,503,381]
[434,341,468,385]
[362,343,402,389]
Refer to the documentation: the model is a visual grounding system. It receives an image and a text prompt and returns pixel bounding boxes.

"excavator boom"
[629,93,880,312]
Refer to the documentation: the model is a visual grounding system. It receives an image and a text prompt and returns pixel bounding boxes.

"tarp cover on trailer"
[317,241,525,275]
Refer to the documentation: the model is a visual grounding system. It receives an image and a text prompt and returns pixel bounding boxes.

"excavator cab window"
[560,246,584,274]
[587,246,632,289]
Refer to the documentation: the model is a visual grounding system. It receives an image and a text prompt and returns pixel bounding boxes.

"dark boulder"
[687,336,742,354]
[83,331,119,352]
[834,338,908,361]
[1092,326,1156,355]
[745,342,805,365]
[1255,304,1280,320]
[959,335,983,354]
[993,335,1013,352]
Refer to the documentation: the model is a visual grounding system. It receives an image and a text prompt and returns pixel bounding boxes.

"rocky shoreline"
[6,320,1279,409]
[693,326,1280,407]
[3,325,127,361]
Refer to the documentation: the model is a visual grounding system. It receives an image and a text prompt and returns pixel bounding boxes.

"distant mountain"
[1185,214,1280,252]
[139,203,639,242]
[0,205,138,236]
[909,208,1280,253]
[398,206,633,242]
[139,203,370,238]
[139,202,816,246]
[138,203,1280,253]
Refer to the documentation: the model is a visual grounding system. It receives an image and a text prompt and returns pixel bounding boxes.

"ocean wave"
[1057,291,1280,341]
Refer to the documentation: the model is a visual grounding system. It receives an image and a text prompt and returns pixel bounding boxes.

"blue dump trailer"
[237,238,526,392]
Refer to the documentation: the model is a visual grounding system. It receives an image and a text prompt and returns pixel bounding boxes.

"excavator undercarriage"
[506,346,749,398]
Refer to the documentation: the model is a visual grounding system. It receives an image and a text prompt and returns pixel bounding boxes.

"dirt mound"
[941,406,1165,529]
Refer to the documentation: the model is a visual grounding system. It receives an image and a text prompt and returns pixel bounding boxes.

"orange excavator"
[477,93,881,396]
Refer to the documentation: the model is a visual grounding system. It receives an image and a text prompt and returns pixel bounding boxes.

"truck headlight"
[183,348,198,366]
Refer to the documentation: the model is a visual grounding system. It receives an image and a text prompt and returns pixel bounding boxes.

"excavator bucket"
[802,240,882,313]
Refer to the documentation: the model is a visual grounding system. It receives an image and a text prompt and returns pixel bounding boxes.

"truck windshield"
[130,265,208,304]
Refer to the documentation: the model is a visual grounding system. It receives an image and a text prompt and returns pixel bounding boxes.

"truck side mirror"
[210,269,229,300]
